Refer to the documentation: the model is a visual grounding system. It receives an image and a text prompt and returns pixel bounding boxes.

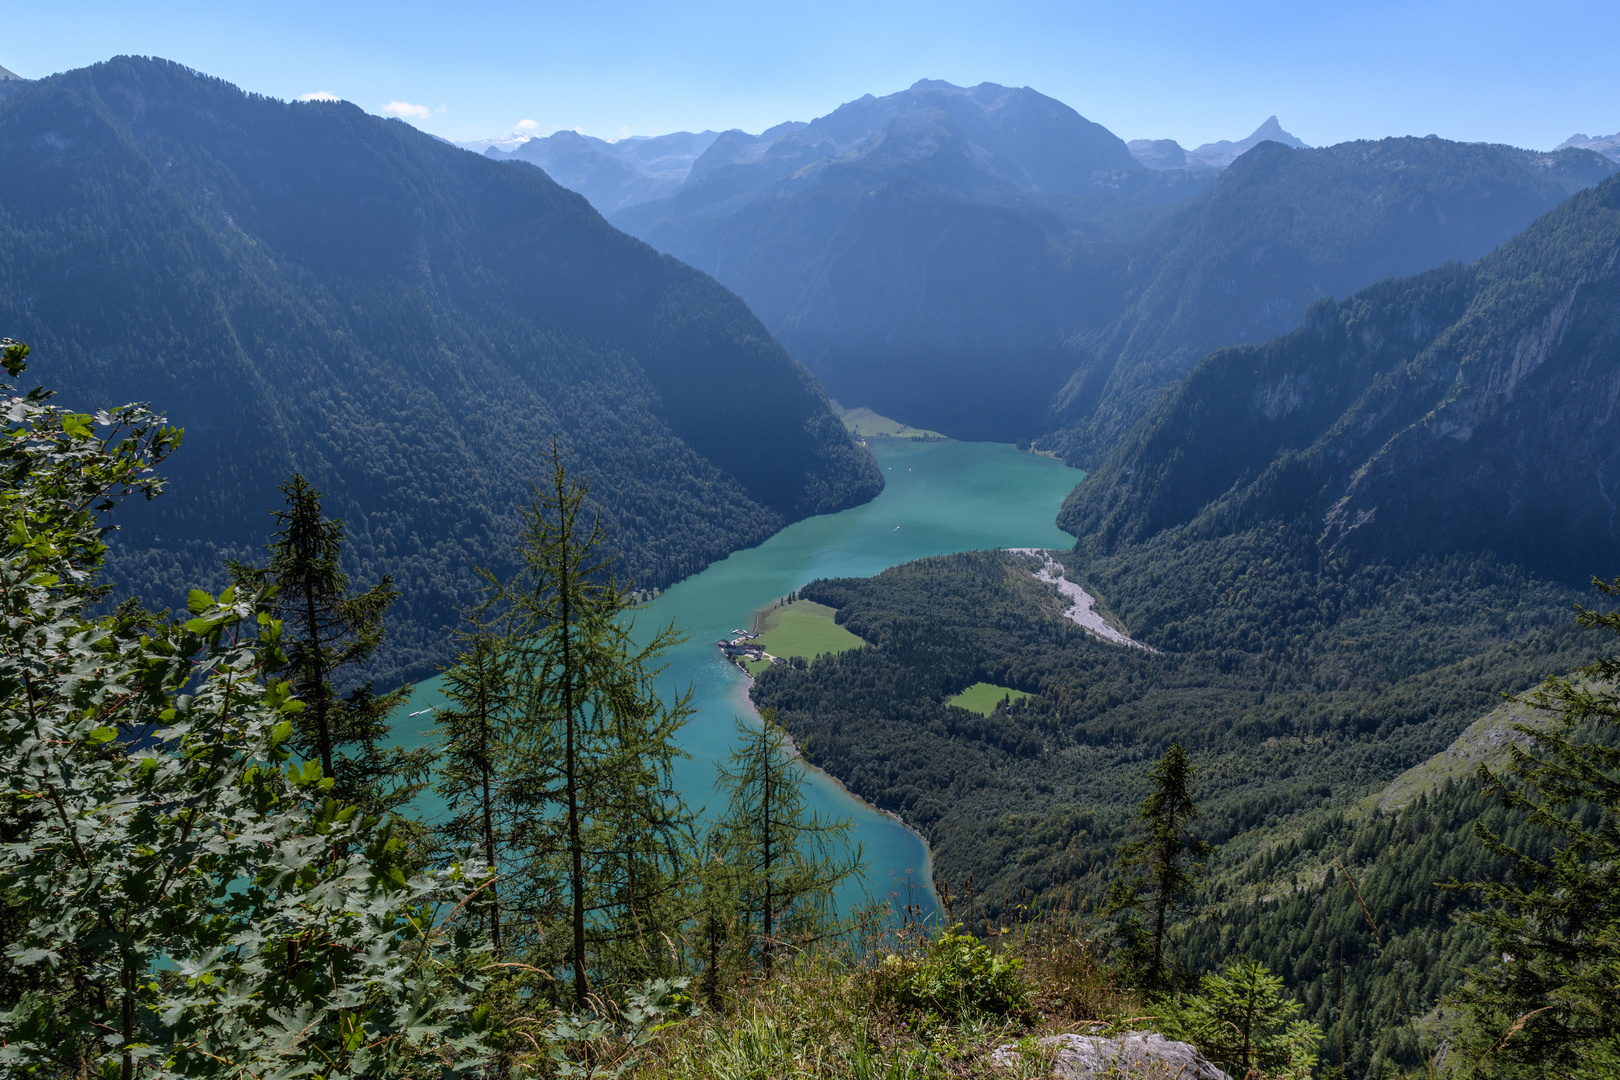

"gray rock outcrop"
[993,1031,1232,1080]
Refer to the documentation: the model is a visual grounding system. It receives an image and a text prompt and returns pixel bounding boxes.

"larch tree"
[481,439,694,1008]
[711,709,864,976]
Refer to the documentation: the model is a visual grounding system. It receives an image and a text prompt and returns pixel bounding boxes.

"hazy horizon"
[3,0,1617,153]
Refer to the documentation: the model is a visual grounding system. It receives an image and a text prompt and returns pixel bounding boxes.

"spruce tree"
[1450,577,1620,1078]
[711,709,864,976]
[433,626,514,951]
[232,474,431,819]
[481,439,694,1007]
[1104,741,1209,990]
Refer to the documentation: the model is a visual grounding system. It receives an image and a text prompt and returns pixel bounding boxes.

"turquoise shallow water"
[389,438,1083,919]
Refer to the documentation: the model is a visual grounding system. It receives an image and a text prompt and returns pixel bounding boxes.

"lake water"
[390,438,1083,919]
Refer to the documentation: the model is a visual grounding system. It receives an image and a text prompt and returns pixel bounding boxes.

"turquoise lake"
[389,438,1083,919]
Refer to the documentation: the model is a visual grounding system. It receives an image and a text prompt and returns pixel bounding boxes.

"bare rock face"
[993,1031,1232,1080]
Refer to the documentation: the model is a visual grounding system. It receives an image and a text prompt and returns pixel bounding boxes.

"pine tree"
[433,626,514,951]
[232,474,431,819]
[482,439,694,1007]
[711,709,864,976]
[1450,577,1620,1078]
[1103,741,1209,990]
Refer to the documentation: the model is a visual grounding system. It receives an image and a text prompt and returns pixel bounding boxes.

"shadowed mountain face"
[610,80,1196,440]
[473,81,1614,453]
[1040,137,1619,465]
[1062,171,1620,583]
[481,129,721,214]
[0,56,882,680]
[595,83,1612,447]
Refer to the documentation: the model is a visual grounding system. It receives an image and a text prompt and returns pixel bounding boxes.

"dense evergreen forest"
[751,542,1606,1076]
[0,56,881,682]
[752,543,1589,906]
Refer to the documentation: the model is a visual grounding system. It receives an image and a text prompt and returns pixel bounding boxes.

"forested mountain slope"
[750,542,1600,1077]
[1062,170,1620,584]
[753,545,1588,920]
[0,56,881,681]
[1040,138,1618,464]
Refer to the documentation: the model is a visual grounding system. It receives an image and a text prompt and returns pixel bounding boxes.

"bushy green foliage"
[0,346,489,1077]
[875,930,1032,1021]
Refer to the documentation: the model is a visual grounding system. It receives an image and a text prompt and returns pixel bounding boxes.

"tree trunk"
[121,958,134,1080]
[298,551,334,777]
[483,739,499,953]
[562,482,588,1008]
[761,729,773,976]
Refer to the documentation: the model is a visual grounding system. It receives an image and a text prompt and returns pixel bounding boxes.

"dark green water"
[390,438,1083,917]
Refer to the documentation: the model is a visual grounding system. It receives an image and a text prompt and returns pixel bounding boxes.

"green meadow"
[744,600,866,675]
[946,682,1031,716]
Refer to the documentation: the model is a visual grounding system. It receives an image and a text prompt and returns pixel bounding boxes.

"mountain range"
[483,129,722,215]
[1062,169,1620,584]
[1039,135,1617,463]
[1557,129,1620,161]
[1128,115,1309,170]
[0,56,880,681]
[477,84,1616,450]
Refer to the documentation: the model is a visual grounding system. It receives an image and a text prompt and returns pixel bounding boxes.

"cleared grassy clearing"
[948,682,1031,716]
[758,601,865,659]
[743,600,866,677]
[831,401,945,440]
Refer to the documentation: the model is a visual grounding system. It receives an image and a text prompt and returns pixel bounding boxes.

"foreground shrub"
[875,928,1033,1021]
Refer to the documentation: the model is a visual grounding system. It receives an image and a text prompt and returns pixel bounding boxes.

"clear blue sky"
[4,0,1616,150]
